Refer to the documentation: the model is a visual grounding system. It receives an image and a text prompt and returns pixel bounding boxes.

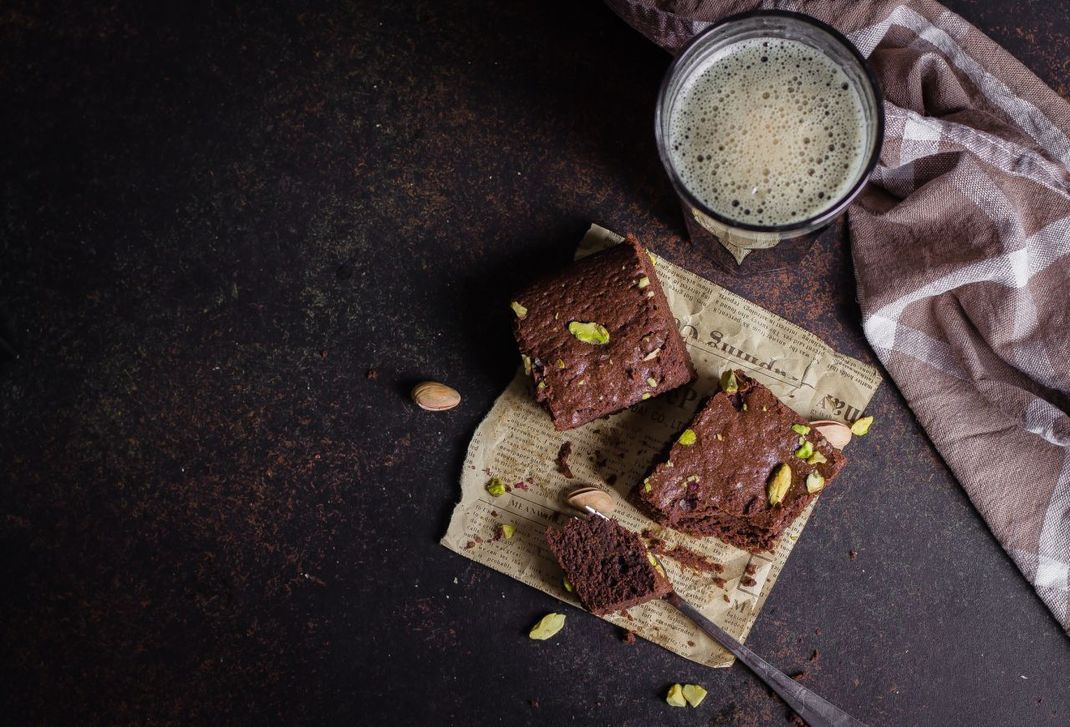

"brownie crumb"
[622,630,637,644]
[491,510,498,517]
[643,534,724,575]
[790,714,807,727]
[741,575,757,588]
[556,441,574,478]
[809,649,820,662]
[687,640,695,647]
[366,368,378,380]
[790,671,809,682]
[723,593,731,603]
[464,540,476,550]
[713,577,727,588]
[849,549,858,560]
[745,562,757,575]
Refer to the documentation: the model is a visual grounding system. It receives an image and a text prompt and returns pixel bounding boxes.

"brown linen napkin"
[606,0,1070,633]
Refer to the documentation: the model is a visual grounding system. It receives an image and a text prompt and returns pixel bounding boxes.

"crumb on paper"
[741,575,757,588]
[745,562,757,576]
[713,577,727,589]
[556,441,574,478]
[513,480,530,491]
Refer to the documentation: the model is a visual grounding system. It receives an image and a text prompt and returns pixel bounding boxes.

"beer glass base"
[682,210,828,275]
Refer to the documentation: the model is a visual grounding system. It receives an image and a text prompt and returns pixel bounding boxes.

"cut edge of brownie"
[545,516,672,616]
[510,236,695,431]
[634,370,847,553]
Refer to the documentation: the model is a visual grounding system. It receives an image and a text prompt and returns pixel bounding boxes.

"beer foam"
[668,38,868,226]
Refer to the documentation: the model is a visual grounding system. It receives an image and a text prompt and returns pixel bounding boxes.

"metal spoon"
[581,506,865,727]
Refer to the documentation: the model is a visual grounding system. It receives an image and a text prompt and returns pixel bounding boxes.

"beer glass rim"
[654,9,885,235]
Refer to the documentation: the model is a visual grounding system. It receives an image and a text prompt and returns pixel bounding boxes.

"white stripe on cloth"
[848,5,1070,165]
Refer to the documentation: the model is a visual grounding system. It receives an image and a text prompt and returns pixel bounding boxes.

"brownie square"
[510,236,694,430]
[545,516,672,616]
[635,370,847,553]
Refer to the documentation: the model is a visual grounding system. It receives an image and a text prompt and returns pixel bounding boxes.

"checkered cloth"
[607,0,1070,633]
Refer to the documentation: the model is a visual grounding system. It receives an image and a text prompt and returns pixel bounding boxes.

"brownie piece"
[635,370,846,552]
[545,516,672,616]
[510,236,694,430]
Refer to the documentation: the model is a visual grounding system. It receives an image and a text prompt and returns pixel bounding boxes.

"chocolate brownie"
[635,370,846,552]
[545,516,672,616]
[510,236,694,430]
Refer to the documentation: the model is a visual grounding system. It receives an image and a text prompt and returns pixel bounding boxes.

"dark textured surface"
[1,1,1068,725]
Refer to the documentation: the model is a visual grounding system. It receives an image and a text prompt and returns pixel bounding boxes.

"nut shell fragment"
[411,381,461,411]
[808,419,852,449]
[566,486,615,515]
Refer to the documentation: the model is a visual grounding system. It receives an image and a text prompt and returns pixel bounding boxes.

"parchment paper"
[441,224,882,667]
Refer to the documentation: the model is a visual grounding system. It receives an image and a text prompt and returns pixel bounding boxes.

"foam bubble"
[668,39,867,226]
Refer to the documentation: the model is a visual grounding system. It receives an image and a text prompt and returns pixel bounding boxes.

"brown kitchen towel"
[606,0,1070,632]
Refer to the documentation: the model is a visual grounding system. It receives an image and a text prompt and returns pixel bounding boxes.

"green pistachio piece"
[806,471,826,494]
[806,451,828,465]
[521,354,532,376]
[686,474,700,483]
[562,578,573,593]
[537,381,547,391]
[677,429,697,446]
[682,684,708,707]
[637,276,650,289]
[768,464,791,505]
[646,377,658,387]
[641,393,651,400]
[720,369,739,393]
[499,523,516,539]
[851,415,874,436]
[742,402,748,411]
[528,613,566,640]
[791,424,811,435]
[795,440,814,459]
[567,321,610,345]
[485,478,506,497]
[647,250,657,265]
[510,301,528,319]
[642,478,652,493]
[556,359,565,369]
[666,684,686,708]
[646,549,665,576]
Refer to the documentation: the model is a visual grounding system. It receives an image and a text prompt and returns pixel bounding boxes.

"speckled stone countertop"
[1,1,1068,724]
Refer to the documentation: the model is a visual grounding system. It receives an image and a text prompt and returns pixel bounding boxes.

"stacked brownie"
[509,235,694,430]
[545,515,672,615]
[635,370,846,552]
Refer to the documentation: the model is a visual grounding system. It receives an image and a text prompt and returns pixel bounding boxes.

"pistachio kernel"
[677,429,697,446]
[791,423,811,435]
[568,320,610,345]
[850,415,874,436]
[556,359,565,369]
[720,369,739,393]
[642,347,661,361]
[521,354,532,376]
[642,478,652,493]
[641,393,652,400]
[806,471,826,494]
[806,451,828,465]
[499,523,516,539]
[646,377,658,387]
[686,475,700,483]
[537,381,547,391]
[562,578,573,593]
[666,684,687,708]
[637,276,650,289]
[528,612,566,640]
[647,250,657,265]
[485,478,507,497]
[795,440,814,459]
[682,684,708,708]
[646,549,665,576]
[510,301,528,319]
[768,464,792,505]
[742,402,748,411]
[715,433,724,441]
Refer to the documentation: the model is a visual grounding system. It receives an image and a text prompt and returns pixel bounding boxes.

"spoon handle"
[666,593,866,727]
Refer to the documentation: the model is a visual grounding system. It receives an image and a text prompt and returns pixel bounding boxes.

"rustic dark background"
[2,1,1068,724]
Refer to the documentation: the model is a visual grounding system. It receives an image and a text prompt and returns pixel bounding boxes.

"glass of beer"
[655,10,884,272]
